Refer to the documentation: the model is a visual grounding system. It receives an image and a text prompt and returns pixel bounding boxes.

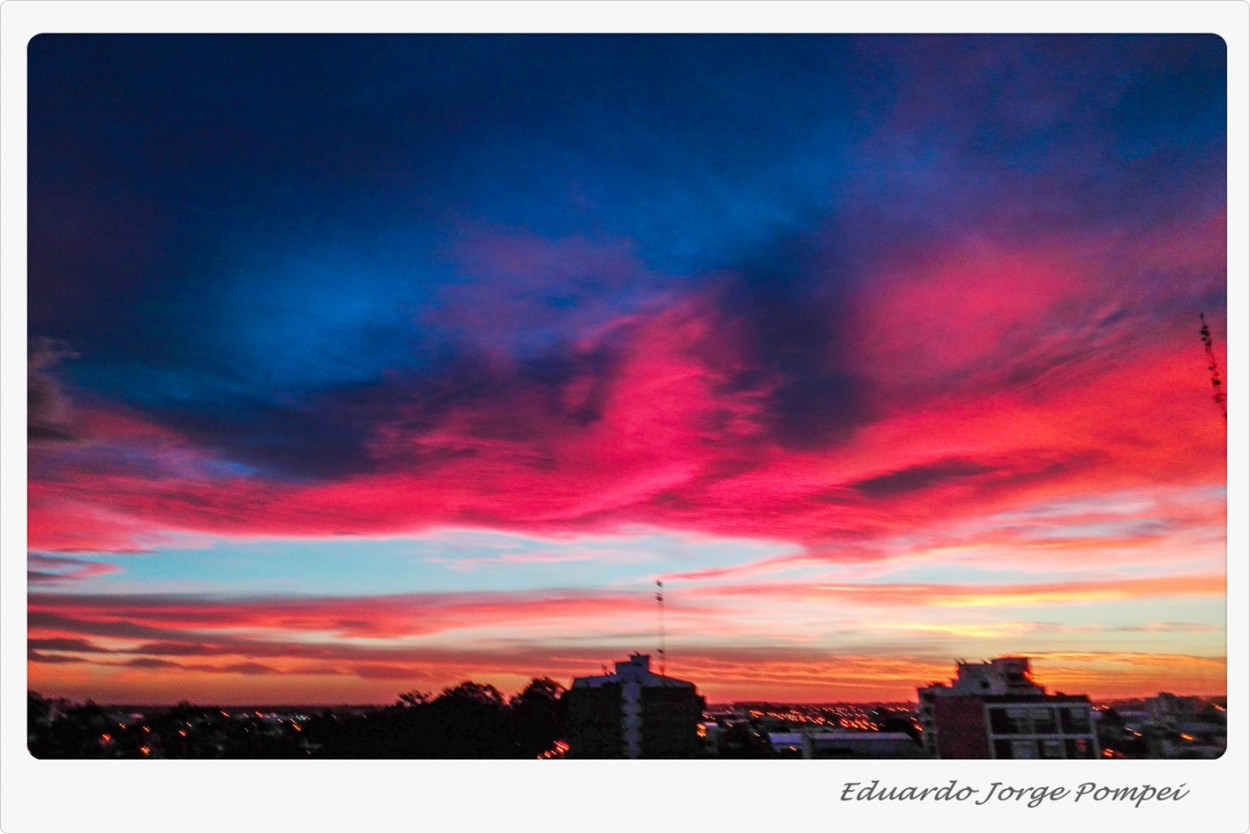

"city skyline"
[27,34,1226,705]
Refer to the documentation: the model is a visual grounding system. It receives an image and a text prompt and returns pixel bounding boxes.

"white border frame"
[3,3,1246,833]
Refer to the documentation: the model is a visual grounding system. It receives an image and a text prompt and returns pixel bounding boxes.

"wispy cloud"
[26,34,1226,703]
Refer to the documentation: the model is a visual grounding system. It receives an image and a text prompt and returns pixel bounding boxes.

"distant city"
[28,653,1226,760]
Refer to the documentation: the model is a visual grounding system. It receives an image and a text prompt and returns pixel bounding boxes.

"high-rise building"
[917,656,1099,759]
[1144,692,1203,726]
[564,653,704,758]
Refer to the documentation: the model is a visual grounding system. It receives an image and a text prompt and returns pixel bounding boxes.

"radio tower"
[1199,313,1227,420]
[655,580,667,678]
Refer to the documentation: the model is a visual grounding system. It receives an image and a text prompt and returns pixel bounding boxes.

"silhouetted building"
[767,729,923,759]
[564,653,704,758]
[918,657,1098,759]
[1144,692,1202,726]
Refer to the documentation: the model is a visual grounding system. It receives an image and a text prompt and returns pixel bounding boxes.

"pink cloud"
[27,553,119,583]
[698,574,1223,608]
[26,223,1225,633]
[28,588,692,640]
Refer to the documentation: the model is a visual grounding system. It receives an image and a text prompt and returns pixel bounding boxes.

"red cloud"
[27,246,1224,559]
[28,588,681,640]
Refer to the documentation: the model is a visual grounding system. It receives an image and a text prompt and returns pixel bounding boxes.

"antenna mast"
[655,580,667,678]
[1199,313,1227,420]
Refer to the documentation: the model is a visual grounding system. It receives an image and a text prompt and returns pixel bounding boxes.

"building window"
[1062,707,1091,733]
[1030,707,1058,734]
[990,706,1029,734]
[1042,739,1065,758]
[1010,740,1037,759]
[1069,738,1092,758]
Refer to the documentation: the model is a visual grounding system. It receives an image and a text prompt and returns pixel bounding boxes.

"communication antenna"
[1199,313,1227,420]
[655,580,667,678]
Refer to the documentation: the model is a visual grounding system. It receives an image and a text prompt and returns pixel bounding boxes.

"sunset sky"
[27,34,1226,704]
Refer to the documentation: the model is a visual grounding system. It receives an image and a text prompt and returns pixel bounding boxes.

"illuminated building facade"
[918,656,1099,759]
[564,653,704,758]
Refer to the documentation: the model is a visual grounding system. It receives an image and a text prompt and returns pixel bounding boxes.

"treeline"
[328,679,565,758]
[27,678,566,759]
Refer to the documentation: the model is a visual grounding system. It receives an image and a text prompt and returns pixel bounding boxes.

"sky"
[26,34,1227,705]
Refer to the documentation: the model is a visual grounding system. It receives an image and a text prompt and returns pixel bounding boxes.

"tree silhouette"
[396,690,431,708]
[510,677,566,757]
[420,681,509,757]
[437,681,505,708]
